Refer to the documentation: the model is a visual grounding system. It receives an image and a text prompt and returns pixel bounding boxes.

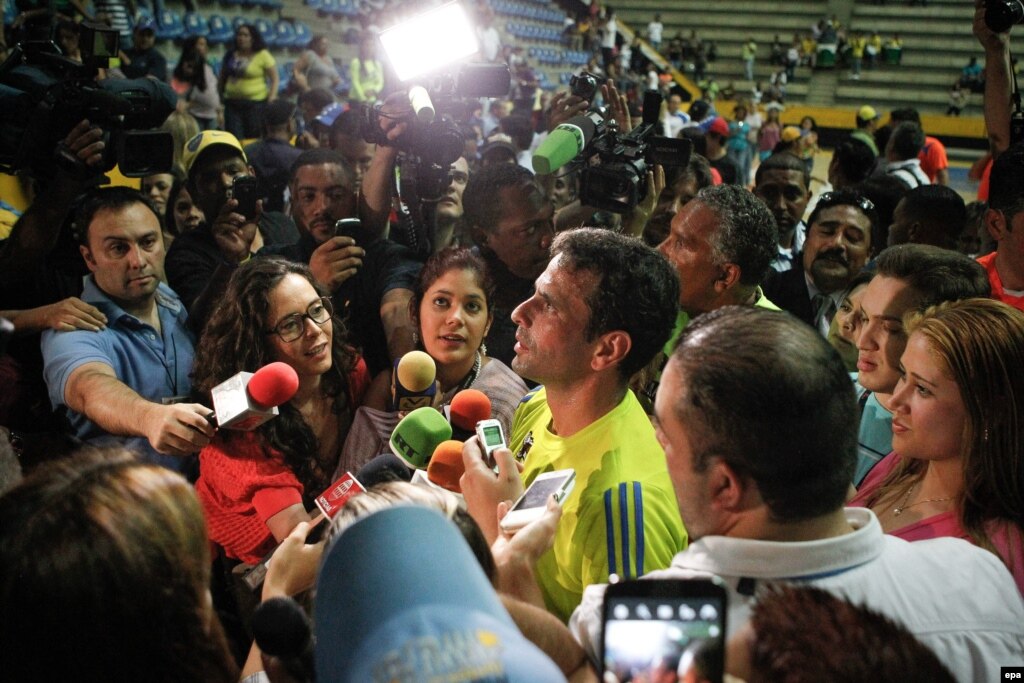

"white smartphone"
[475,418,507,467]
[499,468,576,534]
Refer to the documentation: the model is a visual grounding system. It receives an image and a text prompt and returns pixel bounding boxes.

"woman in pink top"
[850,298,1024,592]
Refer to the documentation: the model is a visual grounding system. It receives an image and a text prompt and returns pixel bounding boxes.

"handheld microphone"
[408,85,435,123]
[532,111,603,175]
[210,362,300,430]
[355,452,415,486]
[389,351,437,412]
[389,406,452,469]
[314,471,366,519]
[426,439,465,493]
[252,597,315,683]
[447,388,491,442]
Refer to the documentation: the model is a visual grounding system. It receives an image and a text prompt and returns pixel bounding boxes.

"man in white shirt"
[647,14,663,51]
[570,307,1024,682]
[885,121,930,188]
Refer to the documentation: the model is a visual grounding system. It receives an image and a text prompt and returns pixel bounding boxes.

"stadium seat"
[253,18,273,43]
[292,21,311,47]
[274,20,296,48]
[207,14,233,44]
[183,12,209,38]
[155,9,183,41]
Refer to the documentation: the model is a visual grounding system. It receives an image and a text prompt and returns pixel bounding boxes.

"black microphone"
[252,596,315,683]
[355,452,414,486]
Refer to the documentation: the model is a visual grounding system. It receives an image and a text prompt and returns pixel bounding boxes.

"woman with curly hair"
[850,297,1024,591]
[191,257,369,564]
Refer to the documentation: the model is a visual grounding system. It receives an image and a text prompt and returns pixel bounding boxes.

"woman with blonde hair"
[851,297,1024,591]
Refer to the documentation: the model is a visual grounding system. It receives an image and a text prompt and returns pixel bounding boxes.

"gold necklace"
[892,483,954,517]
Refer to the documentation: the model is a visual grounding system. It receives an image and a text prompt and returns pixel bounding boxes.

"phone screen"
[480,424,504,449]
[603,593,725,683]
[512,474,570,512]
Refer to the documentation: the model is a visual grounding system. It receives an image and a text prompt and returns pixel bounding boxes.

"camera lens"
[986,0,1024,33]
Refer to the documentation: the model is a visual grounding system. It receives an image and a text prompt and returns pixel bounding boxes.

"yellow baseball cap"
[181,130,247,176]
[857,105,879,122]
[781,125,803,143]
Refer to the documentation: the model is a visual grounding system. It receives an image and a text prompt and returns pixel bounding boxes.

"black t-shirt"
[165,211,298,318]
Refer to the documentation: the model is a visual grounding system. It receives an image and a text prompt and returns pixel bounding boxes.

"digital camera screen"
[603,595,724,683]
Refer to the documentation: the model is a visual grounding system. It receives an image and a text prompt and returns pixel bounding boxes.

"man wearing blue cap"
[119,19,167,82]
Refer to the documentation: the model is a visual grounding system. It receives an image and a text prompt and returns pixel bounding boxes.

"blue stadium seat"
[293,21,311,47]
[274,20,296,48]
[278,62,292,93]
[207,14,233,43]
[254,18,273,42]
[320,0,339,15]
[183,12,209,38]
[155,9,183,41]
[305,0,323,8]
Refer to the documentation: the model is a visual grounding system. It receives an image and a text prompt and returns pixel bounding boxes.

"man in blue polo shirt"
[41,187,215,471]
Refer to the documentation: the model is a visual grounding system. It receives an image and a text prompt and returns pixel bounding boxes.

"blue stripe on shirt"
[633,481,645,576]
[604,489,617,576]
[619,483,631,579]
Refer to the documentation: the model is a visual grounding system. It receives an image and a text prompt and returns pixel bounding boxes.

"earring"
[412,330,420,347]
[480,342,488,355]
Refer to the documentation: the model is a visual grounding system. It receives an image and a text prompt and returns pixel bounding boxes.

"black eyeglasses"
[265,297,333,342]
[816,191,875,214]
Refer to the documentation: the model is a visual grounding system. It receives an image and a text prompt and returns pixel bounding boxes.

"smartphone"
[475,418,506,467]
[334,218,361,240]
[499,468,575,533]
[602,578,728,683]
[229,175,259,220]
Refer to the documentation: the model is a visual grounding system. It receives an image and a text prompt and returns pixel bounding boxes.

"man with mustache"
[764,189,874,336]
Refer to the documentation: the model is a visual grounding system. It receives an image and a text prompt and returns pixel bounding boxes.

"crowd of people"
[0,0,1023,681]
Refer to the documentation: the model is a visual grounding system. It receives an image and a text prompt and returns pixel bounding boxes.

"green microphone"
[389,407,453,469]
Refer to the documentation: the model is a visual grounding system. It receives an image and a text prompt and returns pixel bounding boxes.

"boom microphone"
[532,110,602,175]
[210,362,299,430]
[389,407,452,469]
[390,351,437,412]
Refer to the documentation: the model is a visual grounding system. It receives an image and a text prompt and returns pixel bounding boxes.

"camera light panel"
[379,2,479,81]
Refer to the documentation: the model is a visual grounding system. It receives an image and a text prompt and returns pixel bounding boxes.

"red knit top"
[196,359,370,564]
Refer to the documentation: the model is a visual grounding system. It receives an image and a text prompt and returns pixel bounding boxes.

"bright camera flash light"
[378,2,479,81]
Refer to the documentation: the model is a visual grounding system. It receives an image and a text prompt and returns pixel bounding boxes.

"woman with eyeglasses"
[190,258,369,564]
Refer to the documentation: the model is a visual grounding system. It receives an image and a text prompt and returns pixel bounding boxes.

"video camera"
[362,62,510,204]
[533,89,692,213]
[0,21,176,180]
[358,1,511,255]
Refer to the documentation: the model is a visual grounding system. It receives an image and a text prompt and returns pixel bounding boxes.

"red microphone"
[210,362,300,430]
[448,389,491,441]
[426,440,466,493]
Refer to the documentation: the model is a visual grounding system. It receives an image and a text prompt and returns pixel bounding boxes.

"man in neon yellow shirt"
[462,229,686,622]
